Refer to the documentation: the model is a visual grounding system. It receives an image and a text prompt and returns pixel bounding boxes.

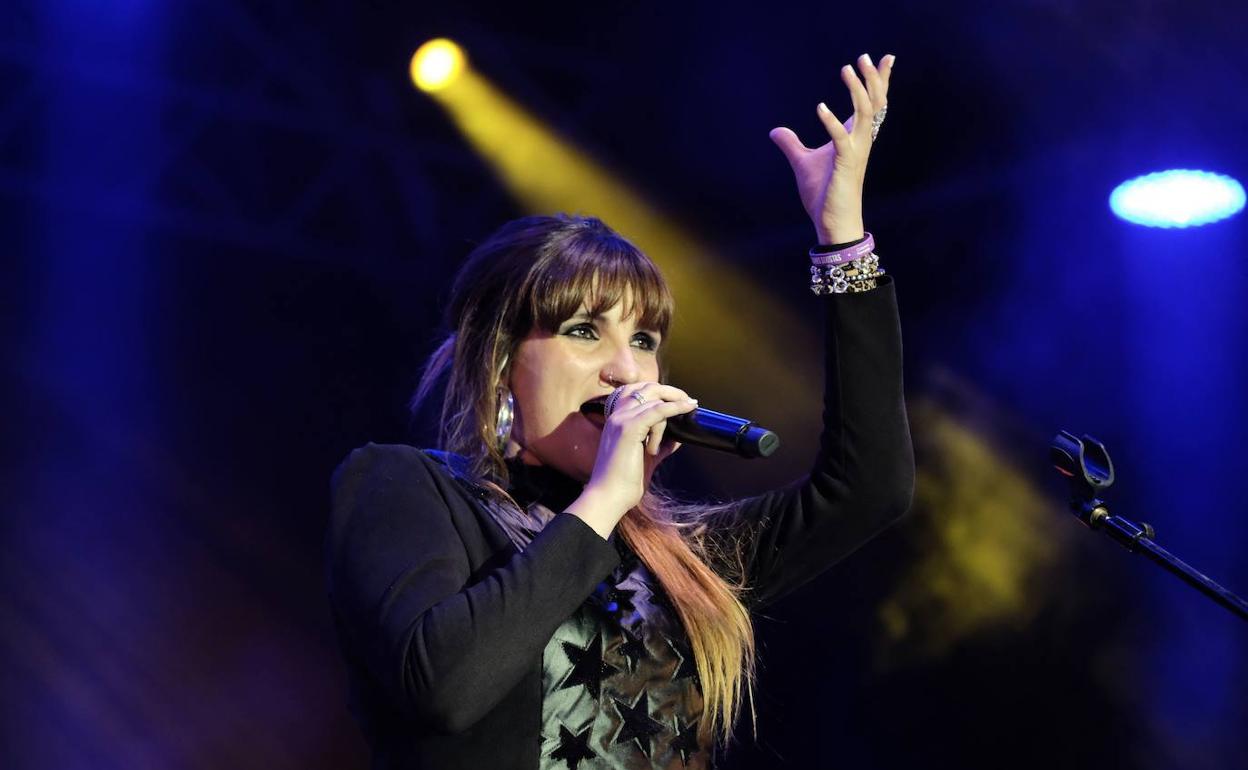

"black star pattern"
[617,626,651,672]
[670,716,701,766]
[612,689,666,757]
[668,637,700,684]
[592,580,637,618]
[549,723,596,770]
[558,632,619,699]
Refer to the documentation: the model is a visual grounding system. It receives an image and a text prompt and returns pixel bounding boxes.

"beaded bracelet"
[810,252,884,295]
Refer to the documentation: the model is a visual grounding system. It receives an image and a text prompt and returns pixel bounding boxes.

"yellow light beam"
[875,389,1071,669]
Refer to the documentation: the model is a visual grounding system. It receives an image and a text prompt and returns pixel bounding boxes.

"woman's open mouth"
[579,398,607,429]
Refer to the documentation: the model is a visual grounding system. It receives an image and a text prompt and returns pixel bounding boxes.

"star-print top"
[540,541,705,770]
[498,461,708,770]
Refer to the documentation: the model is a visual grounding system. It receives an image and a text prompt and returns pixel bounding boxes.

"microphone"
[582,398,781,459]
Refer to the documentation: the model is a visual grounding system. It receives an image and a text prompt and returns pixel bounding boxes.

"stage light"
[1110,169,1245,228]
[411,38,465,92]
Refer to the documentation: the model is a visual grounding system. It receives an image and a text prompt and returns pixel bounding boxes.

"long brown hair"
[412,214,755,745]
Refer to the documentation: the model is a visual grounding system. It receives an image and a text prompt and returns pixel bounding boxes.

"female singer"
[328,52,911,769]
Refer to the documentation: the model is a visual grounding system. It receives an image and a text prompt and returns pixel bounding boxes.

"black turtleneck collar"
[505,458,585,514]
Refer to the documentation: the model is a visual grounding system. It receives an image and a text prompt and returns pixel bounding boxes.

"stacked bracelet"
[810,257,883,294]
[808,234,884,295]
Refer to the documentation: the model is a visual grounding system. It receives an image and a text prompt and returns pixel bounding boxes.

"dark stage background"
[4,2,1247,768]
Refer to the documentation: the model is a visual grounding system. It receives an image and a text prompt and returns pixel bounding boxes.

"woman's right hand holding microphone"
[566,383,698,539]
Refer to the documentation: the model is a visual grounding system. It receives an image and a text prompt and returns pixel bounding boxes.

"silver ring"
[630,392,647,406]
[871,105,887,142]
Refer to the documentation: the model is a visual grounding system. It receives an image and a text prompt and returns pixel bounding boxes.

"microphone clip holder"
[1050,430,1248,622]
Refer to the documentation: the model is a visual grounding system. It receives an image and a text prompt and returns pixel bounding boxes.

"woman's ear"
[497,352,511,390]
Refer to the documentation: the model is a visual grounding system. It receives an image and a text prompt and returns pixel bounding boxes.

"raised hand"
[769,53,894,245]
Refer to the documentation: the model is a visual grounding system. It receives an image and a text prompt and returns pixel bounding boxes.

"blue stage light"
[1109,169,1245,228]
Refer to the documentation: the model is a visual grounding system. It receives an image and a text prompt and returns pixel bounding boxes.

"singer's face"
[507,292,662,482]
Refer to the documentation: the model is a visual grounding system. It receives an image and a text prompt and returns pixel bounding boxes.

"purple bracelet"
[809,232,875,266]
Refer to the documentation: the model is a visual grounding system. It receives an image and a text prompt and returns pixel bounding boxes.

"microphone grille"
[604,387,626,418]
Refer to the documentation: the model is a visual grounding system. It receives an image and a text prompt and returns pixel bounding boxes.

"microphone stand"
[1050,431,1248,622]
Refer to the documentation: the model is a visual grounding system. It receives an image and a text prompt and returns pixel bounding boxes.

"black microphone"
[582,398,780,459]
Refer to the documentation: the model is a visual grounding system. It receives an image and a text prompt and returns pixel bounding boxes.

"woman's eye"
[564,323,597,340]
[632,333,658,351]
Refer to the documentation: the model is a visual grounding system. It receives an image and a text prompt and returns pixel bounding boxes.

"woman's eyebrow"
[567,308,658,332]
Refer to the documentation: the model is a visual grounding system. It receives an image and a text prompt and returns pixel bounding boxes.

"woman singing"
[328,52,911,769]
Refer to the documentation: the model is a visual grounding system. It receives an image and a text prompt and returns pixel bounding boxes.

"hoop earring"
[495,386,515,453]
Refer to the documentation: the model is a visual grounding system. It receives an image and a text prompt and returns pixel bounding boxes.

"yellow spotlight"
[411,38,466,92]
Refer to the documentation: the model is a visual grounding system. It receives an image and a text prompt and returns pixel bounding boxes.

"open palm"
[769,53,894,244]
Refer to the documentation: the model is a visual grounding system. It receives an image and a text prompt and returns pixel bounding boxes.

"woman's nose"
[602,346,641,386]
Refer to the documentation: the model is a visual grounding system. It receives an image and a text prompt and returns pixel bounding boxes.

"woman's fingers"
[857,53,887,109]
[816,102,850,146]
[639,398,697,456]
[646,419,665,456]
[609,383,693,415]
[841,63,873,130]
[606,382,697,456]
[615,395,697,425]
[778,52,894,156]
[608,395,697,455]
[878,54,895,90]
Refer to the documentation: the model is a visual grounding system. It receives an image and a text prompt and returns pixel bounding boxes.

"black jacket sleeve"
[710,279,915,608]
[326,444,621,733]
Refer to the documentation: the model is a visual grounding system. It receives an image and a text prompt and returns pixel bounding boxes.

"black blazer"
[327,281,914,769]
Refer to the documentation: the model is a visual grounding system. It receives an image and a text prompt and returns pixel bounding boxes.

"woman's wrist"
[816,191,864,243]
[564,487,628,540]
[816,220,865,244]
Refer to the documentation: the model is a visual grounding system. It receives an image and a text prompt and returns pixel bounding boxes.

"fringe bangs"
[526,226,673,339]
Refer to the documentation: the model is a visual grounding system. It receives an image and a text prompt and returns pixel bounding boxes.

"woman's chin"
[521,427,600,484]
[548,456,594,485]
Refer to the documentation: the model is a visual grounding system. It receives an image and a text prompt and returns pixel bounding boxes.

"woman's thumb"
[768,127,806,168]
